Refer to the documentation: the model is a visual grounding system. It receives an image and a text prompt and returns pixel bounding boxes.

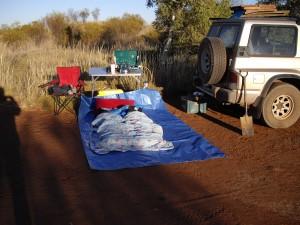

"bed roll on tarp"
[78,89,224,170]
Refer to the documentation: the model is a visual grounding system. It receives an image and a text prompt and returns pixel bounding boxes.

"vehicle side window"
[218,25,240,48]
[248,25,297,57]
[208,25,221,37]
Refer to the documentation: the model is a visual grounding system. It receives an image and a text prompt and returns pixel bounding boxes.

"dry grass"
[146,53,197,95]
[0,40,196,110]
[0,41,148,109]
[0,41,106,107]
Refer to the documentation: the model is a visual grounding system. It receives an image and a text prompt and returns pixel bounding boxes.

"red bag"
[95,98,135,110]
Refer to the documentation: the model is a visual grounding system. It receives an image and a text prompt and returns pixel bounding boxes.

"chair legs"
[52,96,76,115]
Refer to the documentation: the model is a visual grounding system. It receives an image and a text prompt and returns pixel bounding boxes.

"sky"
[0,0,258,26]
[0,0,156,25]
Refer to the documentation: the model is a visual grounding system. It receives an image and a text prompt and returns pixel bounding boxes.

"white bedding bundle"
[90,110,174,154]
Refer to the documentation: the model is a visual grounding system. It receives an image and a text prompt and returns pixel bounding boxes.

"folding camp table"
[88,67,142,97]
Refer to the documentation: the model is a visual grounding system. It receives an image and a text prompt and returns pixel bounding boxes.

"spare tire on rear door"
[197,37,227,85]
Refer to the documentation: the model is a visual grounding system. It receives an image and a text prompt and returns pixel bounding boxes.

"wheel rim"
[272,94,294,120]
[200,48,211,74]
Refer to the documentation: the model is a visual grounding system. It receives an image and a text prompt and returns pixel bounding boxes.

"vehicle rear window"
[208,24,240,48]
[248,25,297,57]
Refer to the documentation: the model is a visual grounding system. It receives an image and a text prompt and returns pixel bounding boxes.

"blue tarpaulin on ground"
[78,89,224,170]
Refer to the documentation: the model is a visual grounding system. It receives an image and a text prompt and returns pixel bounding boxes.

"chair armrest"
[38,79,59,88]
[78,80,85,86]
[75,80,85,93]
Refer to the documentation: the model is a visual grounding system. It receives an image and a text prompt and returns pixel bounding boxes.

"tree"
[147,0,231,48]
[0,26,28,46]
[79,8,90,23]
[78,22,103,47]
[92,8,100,21]
[101,14,145,47]
[44,12,69,45]
[258,0,300,17]
[146,0,156,7]
[68,8,79,22]
[289,0,300,17]
[258,0,287,9]
[23,21,48,44]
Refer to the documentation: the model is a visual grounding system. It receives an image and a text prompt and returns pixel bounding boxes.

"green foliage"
[258,0,300,17]
[289,0,300,17]
[141,26,160,46]
[152,0,231,47]
[258,0,288,9]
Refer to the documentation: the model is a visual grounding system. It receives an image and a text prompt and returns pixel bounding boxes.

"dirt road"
[1,100,299,225]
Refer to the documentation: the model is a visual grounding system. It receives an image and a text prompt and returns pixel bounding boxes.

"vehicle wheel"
[262,83,300,128]
[197,37,227,85]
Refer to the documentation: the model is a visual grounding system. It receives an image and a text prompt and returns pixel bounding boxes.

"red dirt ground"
[1,100,300,225]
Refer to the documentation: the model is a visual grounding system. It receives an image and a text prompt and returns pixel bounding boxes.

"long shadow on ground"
[18,111,227,225]
[163,93,243,135]
[0,87,32,225]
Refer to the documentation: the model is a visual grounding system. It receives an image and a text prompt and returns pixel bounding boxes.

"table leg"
[91,77,95,98]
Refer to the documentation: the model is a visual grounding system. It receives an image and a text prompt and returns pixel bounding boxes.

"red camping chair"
[39,66,85,115]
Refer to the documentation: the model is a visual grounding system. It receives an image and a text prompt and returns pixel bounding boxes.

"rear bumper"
[215,87,238,103]
[195,85,238,103]
[196,85,259,106]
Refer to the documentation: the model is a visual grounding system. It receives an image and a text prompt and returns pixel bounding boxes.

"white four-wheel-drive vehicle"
[196,16,300,128]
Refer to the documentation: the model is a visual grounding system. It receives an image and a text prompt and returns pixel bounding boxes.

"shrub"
[0,26,29,46]
[101,14,145,47]
[44,12,69,45]
[0,21,48,46]
[77,22,104,47]
[22,21,48,45]
[140,25,160,46]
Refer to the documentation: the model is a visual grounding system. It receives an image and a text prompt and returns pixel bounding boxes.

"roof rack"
[209,17,227,21]
[231,4,290,18]
[209,17,298,25]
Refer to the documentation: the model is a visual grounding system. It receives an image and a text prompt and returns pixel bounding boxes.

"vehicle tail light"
[229,70,239,83]
[227,70,239,89]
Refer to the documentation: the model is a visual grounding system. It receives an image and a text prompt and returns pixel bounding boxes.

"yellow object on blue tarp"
[97,89,124,97]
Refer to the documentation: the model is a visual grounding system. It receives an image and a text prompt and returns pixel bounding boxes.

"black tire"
[197,37,227,85]
[262,83,300,128]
